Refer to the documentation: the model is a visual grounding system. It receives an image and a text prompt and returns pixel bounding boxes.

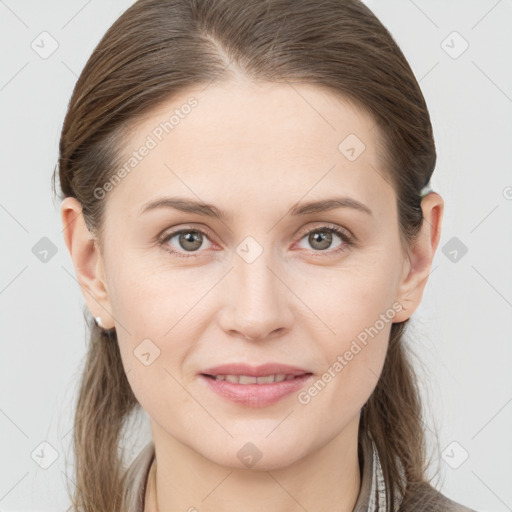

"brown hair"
[54,0,439,510]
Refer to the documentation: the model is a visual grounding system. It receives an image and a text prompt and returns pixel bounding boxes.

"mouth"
[201,373,312,384]
[200,363,312,379]
[198,364,314,407]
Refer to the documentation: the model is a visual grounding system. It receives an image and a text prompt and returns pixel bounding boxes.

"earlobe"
[393,192,444,323]
[61,197,115,329]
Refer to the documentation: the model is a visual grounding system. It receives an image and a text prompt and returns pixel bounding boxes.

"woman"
[54,0,478,510]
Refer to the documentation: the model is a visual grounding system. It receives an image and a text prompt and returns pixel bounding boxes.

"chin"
[202,436,308,472]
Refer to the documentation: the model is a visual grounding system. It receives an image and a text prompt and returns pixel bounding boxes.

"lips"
[199,363,314,407]
[200,363,312,380]
[200,371,313,408]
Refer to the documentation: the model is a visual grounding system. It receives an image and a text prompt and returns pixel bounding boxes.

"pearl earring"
[95,316,105,329]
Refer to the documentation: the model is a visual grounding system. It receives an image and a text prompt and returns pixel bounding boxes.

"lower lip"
[200,374,313,408]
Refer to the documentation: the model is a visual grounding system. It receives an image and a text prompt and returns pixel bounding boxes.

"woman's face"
[75,81,427,469]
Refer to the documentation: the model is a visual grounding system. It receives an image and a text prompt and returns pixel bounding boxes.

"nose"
[218,251,294,341]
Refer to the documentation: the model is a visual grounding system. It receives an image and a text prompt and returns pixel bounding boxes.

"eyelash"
[157,223,354,259]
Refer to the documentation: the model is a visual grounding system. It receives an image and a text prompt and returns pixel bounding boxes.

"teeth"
[256,375,274,384]
[212,374,298,384]
[239,375,258,384]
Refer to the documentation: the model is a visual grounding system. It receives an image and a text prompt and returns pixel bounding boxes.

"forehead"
[105,80,395,222]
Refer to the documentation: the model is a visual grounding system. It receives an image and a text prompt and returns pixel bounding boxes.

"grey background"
[1,0,511,510]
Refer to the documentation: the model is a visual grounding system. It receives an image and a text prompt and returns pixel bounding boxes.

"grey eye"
[166,230,211,252]
[298,229,344,251]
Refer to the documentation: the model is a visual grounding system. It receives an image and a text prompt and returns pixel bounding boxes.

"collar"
[353,431,404,511]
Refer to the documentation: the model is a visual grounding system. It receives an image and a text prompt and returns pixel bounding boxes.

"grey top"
[121,433,477,512]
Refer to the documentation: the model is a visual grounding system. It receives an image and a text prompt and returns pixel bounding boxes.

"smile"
[199,372,313,407]
[203,374,307,384]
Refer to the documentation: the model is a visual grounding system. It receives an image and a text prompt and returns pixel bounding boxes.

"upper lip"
[200,363,312,377]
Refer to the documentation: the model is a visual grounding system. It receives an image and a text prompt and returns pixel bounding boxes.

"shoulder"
[399,481,478,512]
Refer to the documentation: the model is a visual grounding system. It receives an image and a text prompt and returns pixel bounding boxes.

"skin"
[61,79,443,512]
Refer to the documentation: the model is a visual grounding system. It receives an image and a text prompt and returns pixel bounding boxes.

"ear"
[393,192,444,322]
[61,197,115,329]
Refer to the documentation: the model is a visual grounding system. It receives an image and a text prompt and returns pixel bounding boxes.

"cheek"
[296,257,401,344]
[292,253,399,411]
[109,260,214,404]
[116,318,192,426]
[297,315,391,431]
[106,255,183,340]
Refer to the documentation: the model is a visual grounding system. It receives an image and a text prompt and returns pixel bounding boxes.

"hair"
[53,0,440,510]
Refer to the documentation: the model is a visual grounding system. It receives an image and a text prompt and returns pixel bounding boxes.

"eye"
[159,227,213,258]
[158,223,353,259]
[295,224,353,255]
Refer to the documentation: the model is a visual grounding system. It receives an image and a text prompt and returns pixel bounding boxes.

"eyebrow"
[138,196,373,220]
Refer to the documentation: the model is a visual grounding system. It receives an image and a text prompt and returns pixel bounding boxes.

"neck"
[144,417,362,512]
